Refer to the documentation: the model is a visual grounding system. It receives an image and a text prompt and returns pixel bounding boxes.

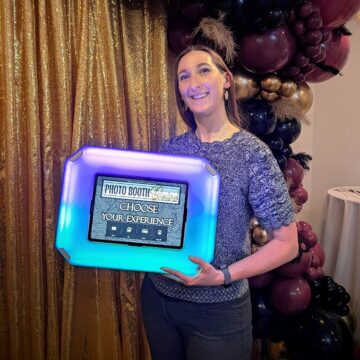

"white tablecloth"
[321,186,360,342]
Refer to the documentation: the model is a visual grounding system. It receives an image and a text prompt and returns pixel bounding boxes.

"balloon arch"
[167,1,358,358]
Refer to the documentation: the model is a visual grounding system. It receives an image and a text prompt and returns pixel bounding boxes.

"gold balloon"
[261,90,279,102]
[279,80,297,97]
[233,72,260,101]
[261,76,281,92]
[252,227,269,245]
[250,217,260,230]
[287,82,313,113]
[267,339,287,360]
[251,242,262,254]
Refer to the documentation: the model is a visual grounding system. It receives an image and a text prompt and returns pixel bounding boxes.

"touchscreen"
[89,175,187,248]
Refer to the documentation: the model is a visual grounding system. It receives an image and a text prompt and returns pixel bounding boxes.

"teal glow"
[56,146,219,276]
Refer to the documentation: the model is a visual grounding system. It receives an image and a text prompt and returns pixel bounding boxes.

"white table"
[321,186,360,342]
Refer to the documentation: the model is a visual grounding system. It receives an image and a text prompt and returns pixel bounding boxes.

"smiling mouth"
[191,93,208,100]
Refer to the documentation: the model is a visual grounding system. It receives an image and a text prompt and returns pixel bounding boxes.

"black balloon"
[263,134,284,150]
[220,0,292,33]
[241,98,277,136]
[273,152,287,170]
[251,290,276,339]
[273,118,301,144]
[281,144,293,158]
[285,310,354,360]
[266,9,288,28]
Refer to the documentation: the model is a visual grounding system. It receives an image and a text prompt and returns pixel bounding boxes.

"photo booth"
[56,146,219,276]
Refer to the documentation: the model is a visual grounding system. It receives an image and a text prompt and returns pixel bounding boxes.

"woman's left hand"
[161,256,224,286]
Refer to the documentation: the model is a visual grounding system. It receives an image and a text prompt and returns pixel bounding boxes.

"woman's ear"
[224,72,232,89]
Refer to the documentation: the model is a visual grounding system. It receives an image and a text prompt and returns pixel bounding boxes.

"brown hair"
[175,45,245,130]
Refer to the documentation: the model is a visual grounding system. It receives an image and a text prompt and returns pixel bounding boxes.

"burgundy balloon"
[311,242,325,267]
[311,0,360,29]
[283,65,301,77]
[305,44,322,58]
[311,46,326,63]
[307,32,350,83]
[249,271,274,289]
[294,53,310,68]
[238,24,296,74]
[300,229,318,248]
[276,251,312,278]
[302,63,316,74]
[306,13,323,29]
[291,186,309,205]
[322,29,332,44]
[270,277,312,315]
[317,267,325,278]
[167,20,194,54]
[294,72,306,84]
[311,254,320,268]
[297,220,312,234]
[180,2,209,22]
[292,20,306,36]
[283,158,304,189]
[298,2,314,18]
[304,266,321,281]
[306,29,323,45]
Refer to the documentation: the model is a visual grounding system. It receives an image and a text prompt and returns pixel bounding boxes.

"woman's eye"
[199,67,210,74]
[179,74,189,81]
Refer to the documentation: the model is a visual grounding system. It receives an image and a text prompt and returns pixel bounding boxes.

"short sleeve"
[248,144,295,231]
[158,139,169,153]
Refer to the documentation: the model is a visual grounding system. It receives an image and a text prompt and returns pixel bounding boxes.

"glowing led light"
[56,146,219,275]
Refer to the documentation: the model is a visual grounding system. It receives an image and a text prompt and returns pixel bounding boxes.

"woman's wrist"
[215,269,226,285]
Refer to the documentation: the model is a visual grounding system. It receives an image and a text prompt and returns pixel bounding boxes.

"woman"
[141,44,298,360]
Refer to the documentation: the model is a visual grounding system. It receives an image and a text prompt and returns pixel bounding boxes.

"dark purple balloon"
[312,0,360,29]
[237,24,296,74]
[270,276,312,314]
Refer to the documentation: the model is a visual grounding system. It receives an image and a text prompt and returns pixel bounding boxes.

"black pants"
[141,275,252,360]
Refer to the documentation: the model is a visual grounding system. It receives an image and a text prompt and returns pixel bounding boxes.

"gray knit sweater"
[149,129,294,303]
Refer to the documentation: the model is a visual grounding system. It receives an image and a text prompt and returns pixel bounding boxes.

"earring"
[183,102,188,112]
[224,90,229,101]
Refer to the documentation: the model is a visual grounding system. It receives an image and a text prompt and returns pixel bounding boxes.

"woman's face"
[177,50,230,118]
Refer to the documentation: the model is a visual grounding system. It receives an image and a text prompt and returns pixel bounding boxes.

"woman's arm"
[161,221,298,286]
[226,221,298,283]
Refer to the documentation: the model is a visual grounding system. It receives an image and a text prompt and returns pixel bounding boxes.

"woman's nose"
[189,74,201,89]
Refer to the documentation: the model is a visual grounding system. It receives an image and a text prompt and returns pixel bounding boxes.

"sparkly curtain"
[0,0,186,358]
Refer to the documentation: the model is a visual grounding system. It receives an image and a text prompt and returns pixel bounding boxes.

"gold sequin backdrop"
[0,0,186,359]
